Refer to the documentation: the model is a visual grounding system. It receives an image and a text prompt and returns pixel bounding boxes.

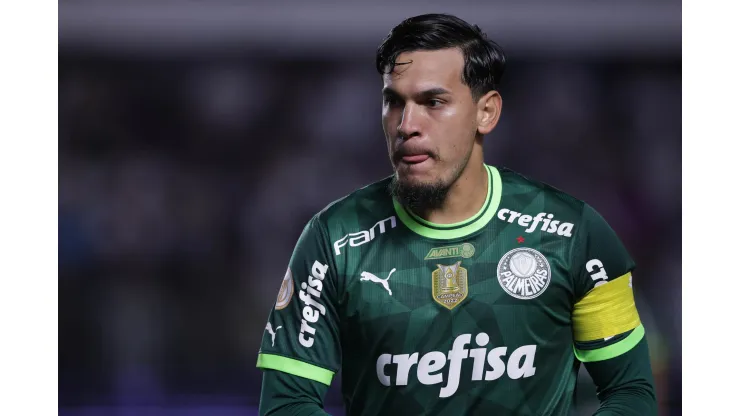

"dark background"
[58,1,681,414]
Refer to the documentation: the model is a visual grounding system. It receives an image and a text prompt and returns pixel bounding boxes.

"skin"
[381,48,503,224]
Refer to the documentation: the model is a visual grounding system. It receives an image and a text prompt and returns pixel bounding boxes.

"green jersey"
[257,165,649,415]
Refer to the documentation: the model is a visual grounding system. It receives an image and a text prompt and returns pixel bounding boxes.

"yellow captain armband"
[572,272,641,342]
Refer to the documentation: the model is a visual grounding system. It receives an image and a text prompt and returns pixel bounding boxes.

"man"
[256,13,657,416]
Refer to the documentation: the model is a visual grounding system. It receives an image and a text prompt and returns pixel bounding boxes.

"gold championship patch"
[432,261,468,310]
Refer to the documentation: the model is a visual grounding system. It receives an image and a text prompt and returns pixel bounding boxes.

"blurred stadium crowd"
[59,52,681,414]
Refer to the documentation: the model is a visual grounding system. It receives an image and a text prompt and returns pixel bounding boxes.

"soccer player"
[256,13,657,416]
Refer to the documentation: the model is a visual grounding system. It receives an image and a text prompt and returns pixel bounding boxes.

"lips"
[401,154,430,164]
[395,144,434,165]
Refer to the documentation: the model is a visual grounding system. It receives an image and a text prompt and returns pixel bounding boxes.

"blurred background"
[58,1,681,415]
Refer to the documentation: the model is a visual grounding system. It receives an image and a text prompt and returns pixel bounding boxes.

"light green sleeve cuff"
[574,324,645,362]
[257,353,336,386]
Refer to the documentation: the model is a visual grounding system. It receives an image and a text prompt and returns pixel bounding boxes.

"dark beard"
[388,145,473,214]
[388,176,450,213]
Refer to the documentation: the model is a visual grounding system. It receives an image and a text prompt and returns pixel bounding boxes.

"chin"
[394,167,454,193]
[394,162,438,184]
[389,170,450,211]
[395,170,435,188]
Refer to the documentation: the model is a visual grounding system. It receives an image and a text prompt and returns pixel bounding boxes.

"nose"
[397,103,421,139]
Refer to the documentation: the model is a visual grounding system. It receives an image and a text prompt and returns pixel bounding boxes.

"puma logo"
[265,322,282,347]
[360,268,396,296]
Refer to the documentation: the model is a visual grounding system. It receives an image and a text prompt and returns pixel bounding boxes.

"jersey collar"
[392,165,502,240]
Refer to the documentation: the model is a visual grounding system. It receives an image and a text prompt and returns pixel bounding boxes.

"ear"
[476,90,502,135]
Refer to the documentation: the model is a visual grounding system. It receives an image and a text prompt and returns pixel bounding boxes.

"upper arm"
[257,215,342,387]
[582,336,657,415]
[571,203,642,361]
[569,204,656,412]
[259,369,331,416]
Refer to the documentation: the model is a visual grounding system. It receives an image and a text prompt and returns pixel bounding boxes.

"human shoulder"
[496,167,589,235]
[307,175,396,235]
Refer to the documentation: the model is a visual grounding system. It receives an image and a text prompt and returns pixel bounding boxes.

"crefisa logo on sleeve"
[298,261,329,348]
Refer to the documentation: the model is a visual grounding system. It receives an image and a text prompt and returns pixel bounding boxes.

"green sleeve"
[584,336,658,415]
[259,369,331,416]
[256,215,341,384]
[571,203,636,299]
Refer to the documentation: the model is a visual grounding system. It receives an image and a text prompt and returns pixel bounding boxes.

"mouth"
[395,152,435,174]
[401,154,431,164]
[395,144,435,167]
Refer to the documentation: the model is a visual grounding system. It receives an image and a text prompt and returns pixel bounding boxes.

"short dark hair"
[375,13,507,100]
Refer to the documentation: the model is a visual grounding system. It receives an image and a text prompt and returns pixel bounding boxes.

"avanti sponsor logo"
[424,243,475,260]
[496,209,574,237]
[376,333,537,398]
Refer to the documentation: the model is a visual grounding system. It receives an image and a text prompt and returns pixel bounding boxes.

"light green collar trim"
[393,165,503,240]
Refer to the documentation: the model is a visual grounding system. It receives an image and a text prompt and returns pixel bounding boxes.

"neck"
[417,153,488,225]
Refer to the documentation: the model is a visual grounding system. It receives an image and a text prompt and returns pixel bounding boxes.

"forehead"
[382,48,466,93]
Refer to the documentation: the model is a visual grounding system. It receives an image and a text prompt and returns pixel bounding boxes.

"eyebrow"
[382,87,452,99]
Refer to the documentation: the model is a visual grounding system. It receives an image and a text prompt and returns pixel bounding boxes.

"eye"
[384,96,402,107]
[427,99,444,108]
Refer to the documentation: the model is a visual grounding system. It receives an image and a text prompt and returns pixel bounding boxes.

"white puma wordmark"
[360,268,396,296]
